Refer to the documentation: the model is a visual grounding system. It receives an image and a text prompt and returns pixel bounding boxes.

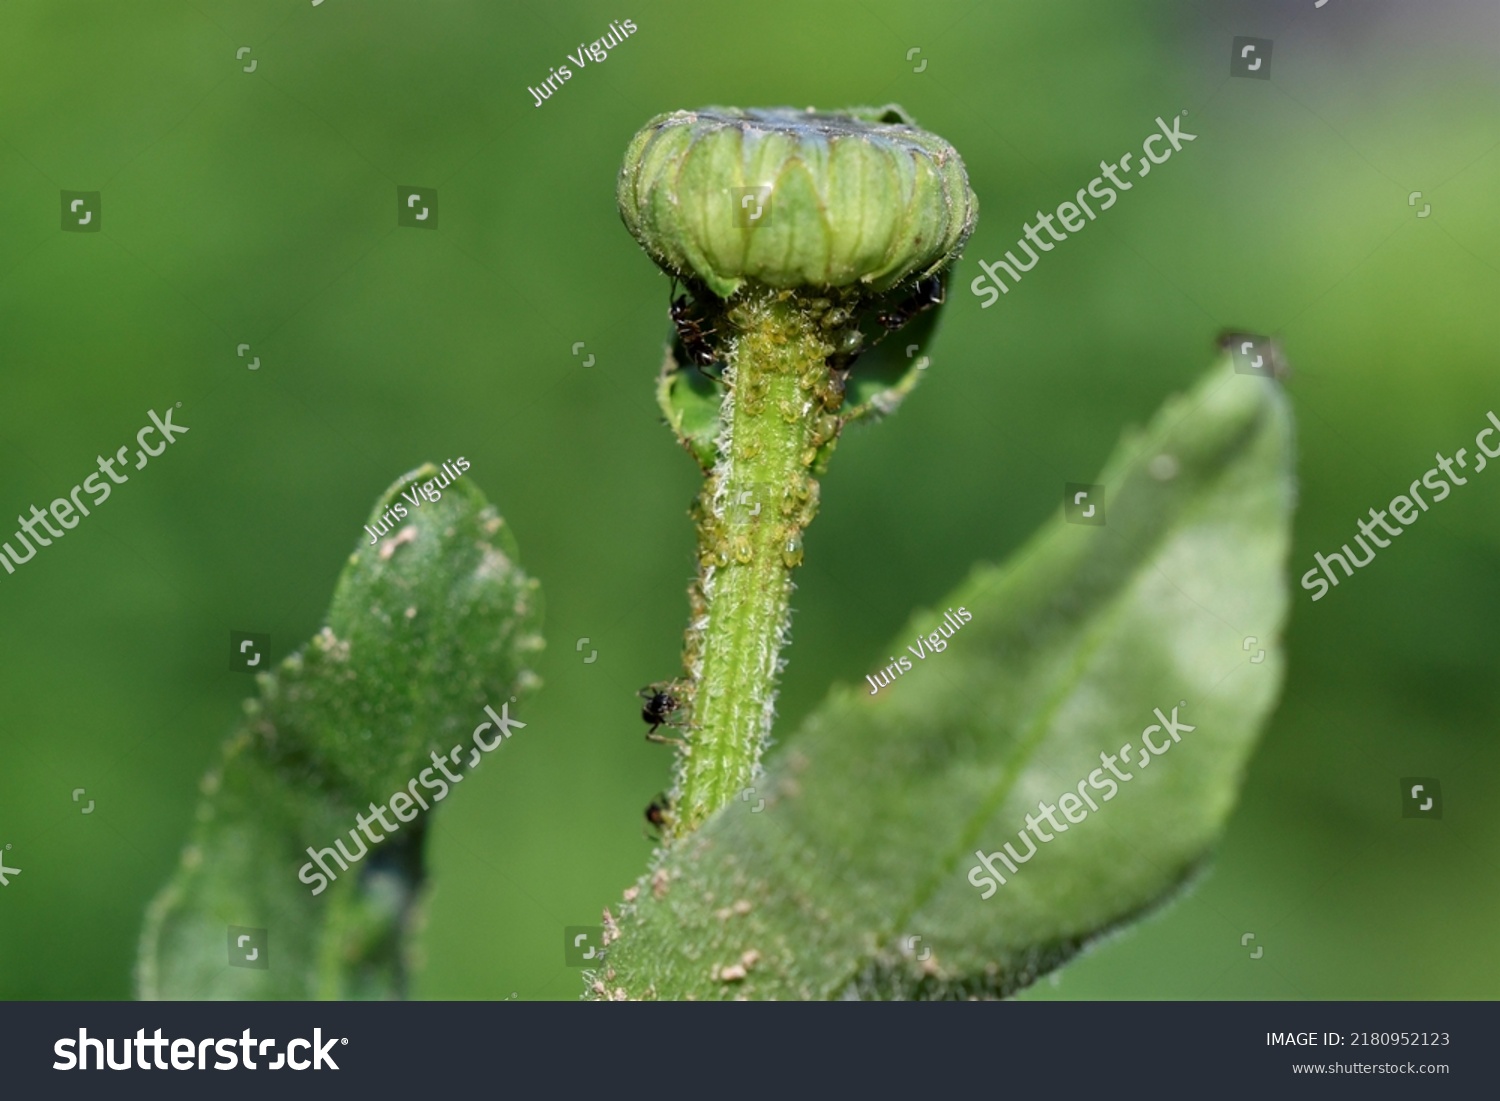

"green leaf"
[839,302,941,427]
[656,342,723,471]
[597,358,1295,999]
[137,465,543,999]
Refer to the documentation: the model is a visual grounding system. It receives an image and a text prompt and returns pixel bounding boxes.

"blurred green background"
[1,0,1497,1000]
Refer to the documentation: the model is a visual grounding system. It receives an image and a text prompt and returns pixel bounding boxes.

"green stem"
[672,290,842,835]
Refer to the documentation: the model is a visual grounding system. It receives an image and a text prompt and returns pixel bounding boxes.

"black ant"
[876,273,946,333]
[669,280,720,375]
[644,793,672,839]
[639,684,687,746]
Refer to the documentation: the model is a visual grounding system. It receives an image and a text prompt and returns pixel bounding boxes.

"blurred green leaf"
[598,358,1295,999]
[137,465,543,999]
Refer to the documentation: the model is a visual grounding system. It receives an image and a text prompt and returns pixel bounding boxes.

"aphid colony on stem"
[639,273,953,819]
[666,272,948,382]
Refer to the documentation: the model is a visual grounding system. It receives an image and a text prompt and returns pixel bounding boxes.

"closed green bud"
[618,105,977,300]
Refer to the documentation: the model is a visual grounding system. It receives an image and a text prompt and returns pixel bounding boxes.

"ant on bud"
[669,278,722,378]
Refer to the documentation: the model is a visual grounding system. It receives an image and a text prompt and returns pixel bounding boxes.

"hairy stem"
[672,290,843,835]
